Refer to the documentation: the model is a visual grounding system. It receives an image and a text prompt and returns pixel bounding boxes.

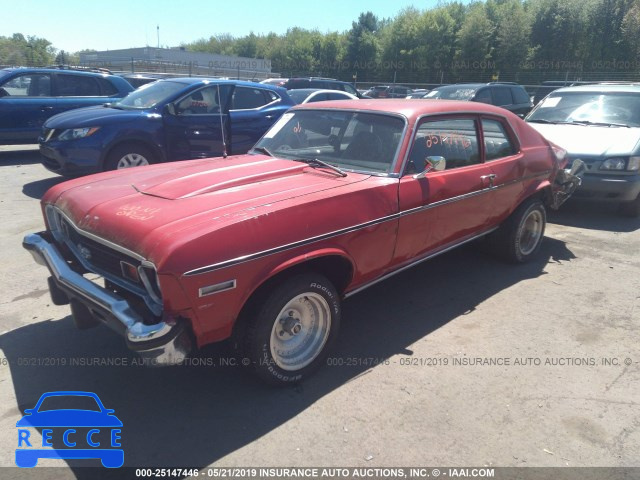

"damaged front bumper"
[22,233,192,365]
[550,159,586,209]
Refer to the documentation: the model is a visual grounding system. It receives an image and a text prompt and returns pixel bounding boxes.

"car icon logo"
[16,391,123,468]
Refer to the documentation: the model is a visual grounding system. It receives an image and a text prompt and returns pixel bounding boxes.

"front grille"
[60,217,141,283]
[46,206,163,314]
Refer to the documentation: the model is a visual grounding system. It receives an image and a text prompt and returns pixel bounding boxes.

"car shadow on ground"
[548,200,640,232]
[1,239,574,478]
[22,177,67,200]
[0,148,41,167]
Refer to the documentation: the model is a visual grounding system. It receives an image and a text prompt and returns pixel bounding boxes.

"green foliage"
[3,0,640,83]
[0,34,55,66]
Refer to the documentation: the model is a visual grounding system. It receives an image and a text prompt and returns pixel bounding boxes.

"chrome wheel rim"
[116,153,149,169]
[270,293,331,371]
[518,209,544,256]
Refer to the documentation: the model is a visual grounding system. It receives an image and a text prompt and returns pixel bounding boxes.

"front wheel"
[492,199,547,263]
[245,273,341,385]
[104,144,154,171]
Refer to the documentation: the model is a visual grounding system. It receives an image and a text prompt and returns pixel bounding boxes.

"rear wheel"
[105,144,154,171]
[244,273,340,385]
[491,198,546,263]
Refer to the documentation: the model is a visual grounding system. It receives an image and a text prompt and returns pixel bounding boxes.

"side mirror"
[0,87,9,98]
[414,156,446,179]
[165,103,176,116]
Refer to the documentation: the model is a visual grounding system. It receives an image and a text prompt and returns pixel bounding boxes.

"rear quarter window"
[56,74,101,96]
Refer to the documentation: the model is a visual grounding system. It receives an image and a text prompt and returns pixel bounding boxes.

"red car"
[23,100,581,385]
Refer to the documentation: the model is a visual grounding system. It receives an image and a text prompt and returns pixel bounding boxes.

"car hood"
[528,123,640,156]
[44,104,152,129]
[45,155,370,266]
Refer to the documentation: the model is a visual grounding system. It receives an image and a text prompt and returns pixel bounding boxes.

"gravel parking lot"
[0,146,638,478]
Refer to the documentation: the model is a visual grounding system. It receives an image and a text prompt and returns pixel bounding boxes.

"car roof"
[0,67,115,78]
[293,98,518,119]
[157,77,283,90]
[552,84,640,94]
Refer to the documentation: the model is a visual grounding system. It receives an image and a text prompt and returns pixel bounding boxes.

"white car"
[287,88,358,104]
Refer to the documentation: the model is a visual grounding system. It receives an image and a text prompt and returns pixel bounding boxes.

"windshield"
[114,80,186,109]
[527,91,640,127]
[424,86,478,100]
[254,110,405,175]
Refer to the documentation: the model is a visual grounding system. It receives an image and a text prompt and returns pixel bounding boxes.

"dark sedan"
[39,78,295,176]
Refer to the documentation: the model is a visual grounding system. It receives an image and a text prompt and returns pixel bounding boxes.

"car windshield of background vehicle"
[528,92,640,127]
[255,110,405,175]
[425,86,476,100]
[114,80,186,109]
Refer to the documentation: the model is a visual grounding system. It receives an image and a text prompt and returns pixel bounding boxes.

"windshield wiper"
[252,146,274,157]
[296,158,347,177]
[526,119,559,124]
[565,120,630,128]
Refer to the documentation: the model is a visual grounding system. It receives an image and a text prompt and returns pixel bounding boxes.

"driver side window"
[176,86,224,115]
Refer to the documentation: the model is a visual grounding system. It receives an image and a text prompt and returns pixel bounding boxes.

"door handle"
[481,174,497,187]
[40,106,54,111]
[265,115,273,119]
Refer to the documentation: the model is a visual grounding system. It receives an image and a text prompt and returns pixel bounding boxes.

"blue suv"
[39,78,295,176]
[0,67,134,144]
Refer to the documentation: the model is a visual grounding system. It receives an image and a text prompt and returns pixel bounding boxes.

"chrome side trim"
[344,227,498,298]
[199,280,237,297]
[184,170,551,276]
[183,213,401,276]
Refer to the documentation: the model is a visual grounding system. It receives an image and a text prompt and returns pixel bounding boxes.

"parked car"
[287,88,358,104]
[0,66,134,144]
[24,99,581,385]
[406,89,430,99]
[119,73,166,88]
[364,85,413,98]
[532,80,596,106]
[260,78,288,87]
[526,84,640,216]
[283,77,365,98]
[424,82,533,117]
[38,78,295,176]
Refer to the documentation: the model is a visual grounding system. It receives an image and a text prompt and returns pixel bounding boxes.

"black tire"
[618,194,640,218]
[244,273,341,385]
[104,144,154,172]
[491,198,547,263]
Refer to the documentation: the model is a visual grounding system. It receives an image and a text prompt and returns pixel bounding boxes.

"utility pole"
[157,25,160,49]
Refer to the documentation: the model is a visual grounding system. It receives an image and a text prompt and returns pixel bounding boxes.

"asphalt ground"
[0,145,638,479]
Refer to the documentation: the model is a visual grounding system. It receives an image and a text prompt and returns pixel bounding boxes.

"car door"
[163,84,232,160]
[394,116,496,262]
[479,116,524,224]
[228,86,283,154]
[0,73,57,144]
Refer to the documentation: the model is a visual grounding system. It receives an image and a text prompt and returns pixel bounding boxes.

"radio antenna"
[217,83,227,158]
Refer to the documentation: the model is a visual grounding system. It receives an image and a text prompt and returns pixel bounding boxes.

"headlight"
[600,157,626,171]
[58,127,100,141]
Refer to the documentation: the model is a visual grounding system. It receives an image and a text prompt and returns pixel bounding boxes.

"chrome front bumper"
[23,233,191,365]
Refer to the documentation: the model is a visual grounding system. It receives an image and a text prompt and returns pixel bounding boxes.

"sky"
[6,0,445,53]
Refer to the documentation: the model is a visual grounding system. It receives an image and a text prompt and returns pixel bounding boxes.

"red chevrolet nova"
[23,99,581,384]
